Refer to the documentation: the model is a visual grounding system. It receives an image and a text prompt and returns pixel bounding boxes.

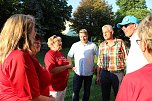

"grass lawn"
[36,48,114,101]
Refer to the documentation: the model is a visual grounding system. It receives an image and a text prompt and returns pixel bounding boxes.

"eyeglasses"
[136,40,141,45]
[136,39,152,45]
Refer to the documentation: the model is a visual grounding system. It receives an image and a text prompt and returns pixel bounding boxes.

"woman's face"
[53,40,62,51]
[34,40,41,54]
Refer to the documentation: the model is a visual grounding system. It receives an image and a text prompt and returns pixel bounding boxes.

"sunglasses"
[121,23,133,28]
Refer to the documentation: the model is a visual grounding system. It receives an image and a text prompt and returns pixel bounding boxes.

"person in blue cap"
[117,15,148,74]
[116,14,152,101]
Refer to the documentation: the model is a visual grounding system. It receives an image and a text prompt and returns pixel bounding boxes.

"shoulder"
[8,50,30,61]
[124,65,149,83]
[72,41,80,46]
[70,41,81,49]
[99,41,106,47]
[116,39,125,46]
[45,50,55,57]
[88,41,97,46]
[116,38,124,43]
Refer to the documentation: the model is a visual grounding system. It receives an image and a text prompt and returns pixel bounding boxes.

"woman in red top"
[44,35,72,101]
[0,14,54,101]
[32,34,51,96]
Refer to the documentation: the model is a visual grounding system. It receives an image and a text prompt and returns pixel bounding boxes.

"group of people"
[0,13,152,101]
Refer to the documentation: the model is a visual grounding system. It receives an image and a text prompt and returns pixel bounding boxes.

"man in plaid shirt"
[96,25,128,101]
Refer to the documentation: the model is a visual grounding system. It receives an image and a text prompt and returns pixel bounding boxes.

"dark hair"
[35,34,41,42]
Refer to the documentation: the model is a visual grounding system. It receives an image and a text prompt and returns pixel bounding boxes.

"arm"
[67,56,73,64]
[51,64,72,74]
[120,40,128,71]
[44,51,72,74]
[96,44,102,84]
[96,66,101,85]
[67,56,77,72]
[121,40,128,59]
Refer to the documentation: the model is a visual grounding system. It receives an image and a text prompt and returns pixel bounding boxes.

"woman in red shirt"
[32,34,51,96]
[44,35,72,101]
[0,14,54,101]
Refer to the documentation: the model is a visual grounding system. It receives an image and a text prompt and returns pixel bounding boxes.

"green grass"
[36,48,115,101]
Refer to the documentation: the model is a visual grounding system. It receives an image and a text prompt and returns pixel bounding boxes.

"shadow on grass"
[65,71,115,101]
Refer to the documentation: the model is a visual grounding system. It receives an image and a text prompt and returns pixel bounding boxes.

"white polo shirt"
[126,33,148,74]
[68,41,98,76]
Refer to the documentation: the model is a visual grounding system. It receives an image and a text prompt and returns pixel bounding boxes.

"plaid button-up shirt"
[97,39,128,71]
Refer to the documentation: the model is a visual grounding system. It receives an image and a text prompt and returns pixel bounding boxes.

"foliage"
[71,0,114,42]
[0,0,72,40]
[0,0,24,28]
[114,0,151,47]
[61,35,79,48]
[115,0,151,22]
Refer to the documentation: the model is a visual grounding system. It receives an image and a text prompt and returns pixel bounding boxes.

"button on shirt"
[68,41,98,76]
[126,33,148,74]
[97,39,127,71]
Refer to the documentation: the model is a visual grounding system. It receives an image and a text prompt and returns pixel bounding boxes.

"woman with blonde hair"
[0,14,54,101]
[44,35,72,101]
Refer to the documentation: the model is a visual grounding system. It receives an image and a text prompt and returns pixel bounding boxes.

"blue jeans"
[72,73,93,101]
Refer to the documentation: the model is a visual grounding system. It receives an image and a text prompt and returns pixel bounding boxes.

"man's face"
[102,28,113,40]
[121,23,137,37]
[79,32,88,44]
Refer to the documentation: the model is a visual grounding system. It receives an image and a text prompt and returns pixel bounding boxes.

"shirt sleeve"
[67,44,75,57]
[9,52,40,99]
[121,40,128,63]
[44,51,56,72]
[97,44,102,68]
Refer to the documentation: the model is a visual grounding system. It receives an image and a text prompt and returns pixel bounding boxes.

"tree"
[22,0,72,40]
[114,0,151,48]
[71,0,114,42]
[0,0,72,40]
[115,0,151,22]
[0,0,24,29]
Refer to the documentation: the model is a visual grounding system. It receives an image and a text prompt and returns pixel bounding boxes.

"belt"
[102,69,124,73]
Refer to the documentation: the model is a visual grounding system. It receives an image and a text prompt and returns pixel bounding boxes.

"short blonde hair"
[47,35,61,49]
[0,14,35,63]
[137,14,152,52]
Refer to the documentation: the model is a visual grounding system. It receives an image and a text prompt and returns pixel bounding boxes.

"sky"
[67,0,152,13]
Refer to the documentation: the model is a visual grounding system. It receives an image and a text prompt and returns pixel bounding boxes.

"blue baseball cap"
[117,15,140,28]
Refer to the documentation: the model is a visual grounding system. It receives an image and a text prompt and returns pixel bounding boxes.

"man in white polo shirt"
[117,15,148,74]
[67,29,98,101]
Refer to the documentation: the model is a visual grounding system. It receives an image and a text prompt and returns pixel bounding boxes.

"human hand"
[49,95,55,101]
[72,67,77,72]
[92,66,97,74]
[96,76,101,85]
[67,63,73,69]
